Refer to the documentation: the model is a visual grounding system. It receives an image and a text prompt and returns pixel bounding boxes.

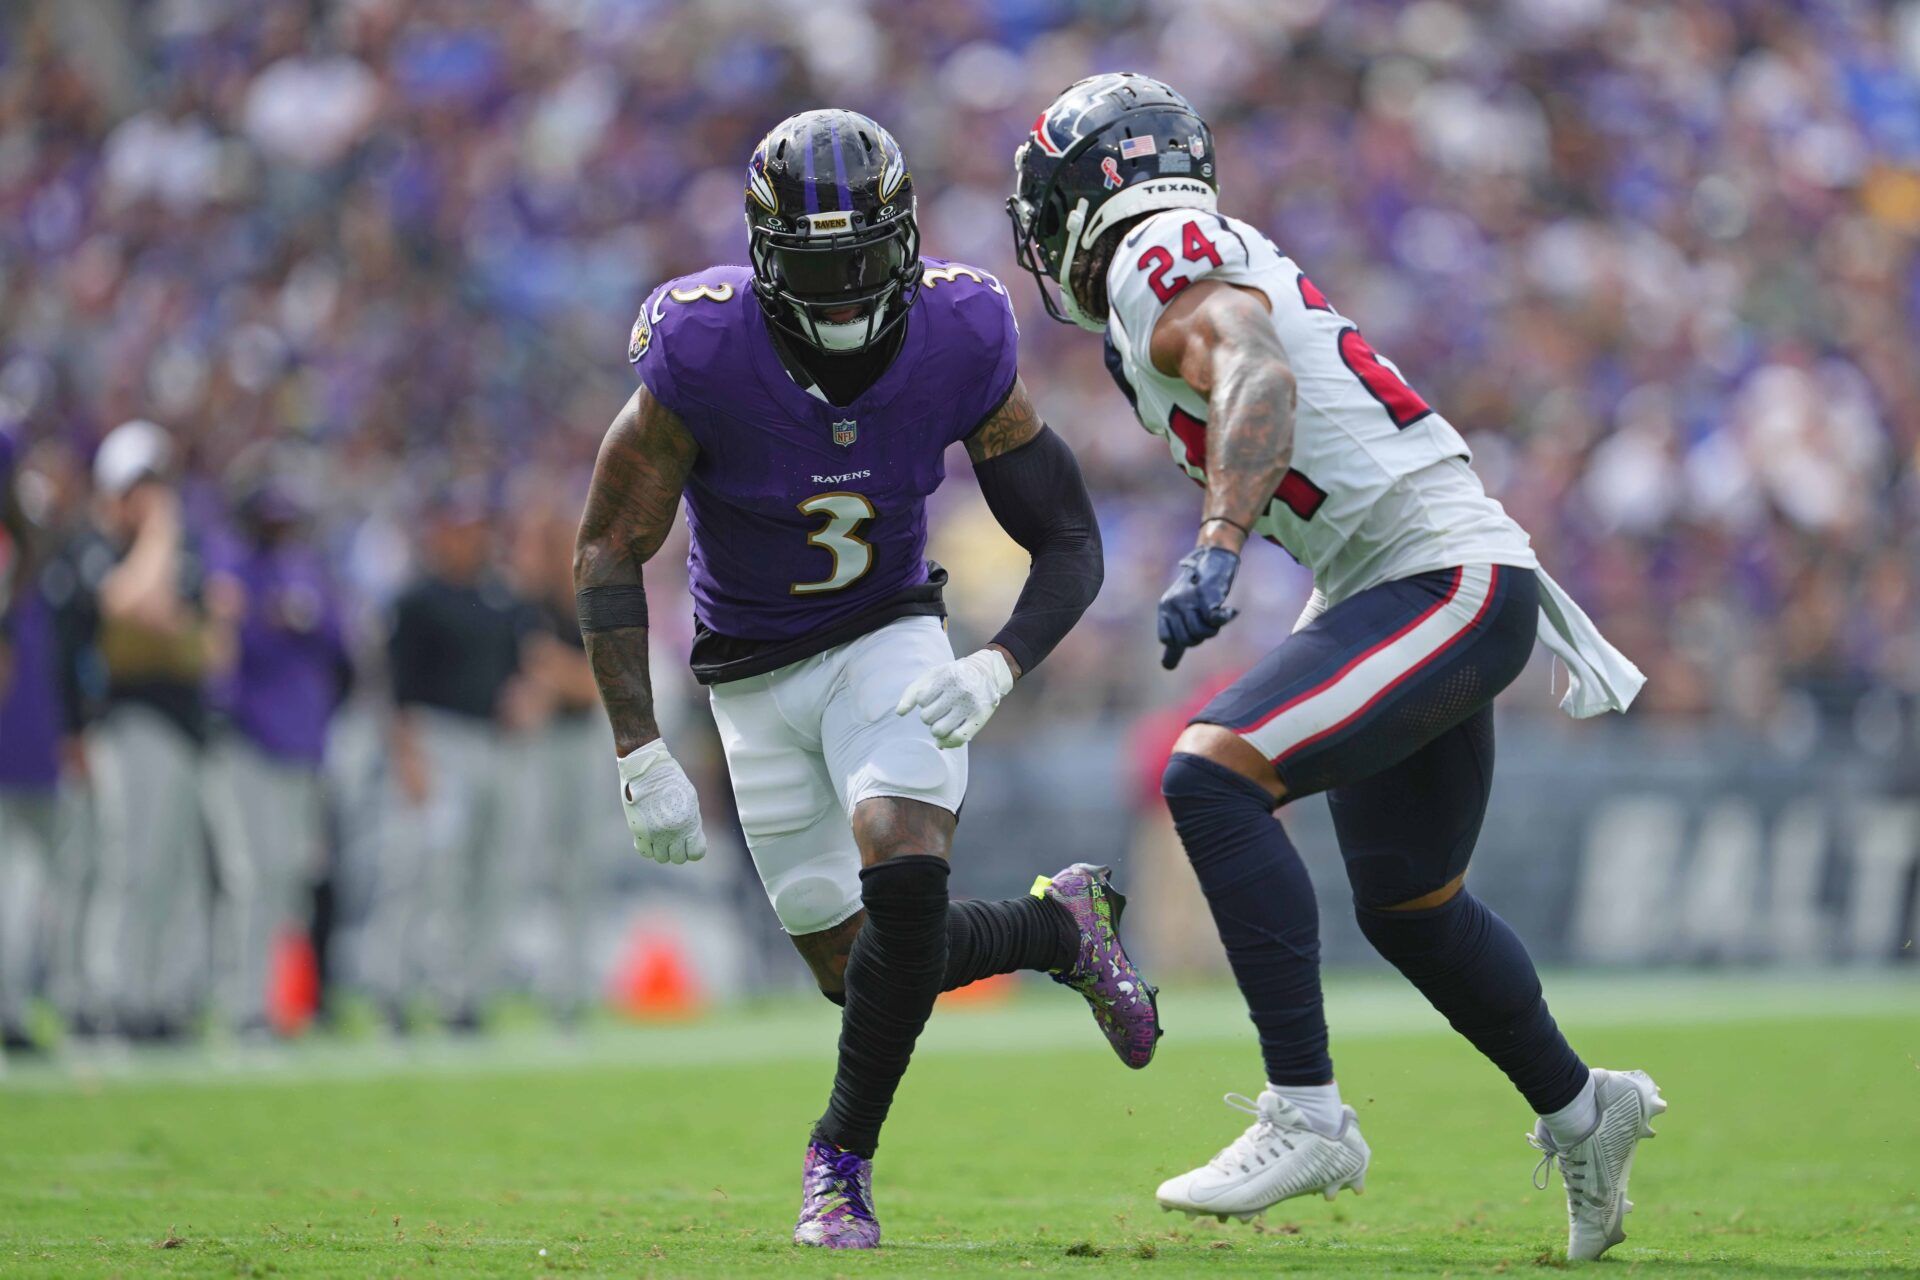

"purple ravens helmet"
[745,109,919,353]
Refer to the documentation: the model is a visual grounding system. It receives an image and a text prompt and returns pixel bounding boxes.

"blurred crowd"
[1,0,1917,1046]
[0,414,650,1049]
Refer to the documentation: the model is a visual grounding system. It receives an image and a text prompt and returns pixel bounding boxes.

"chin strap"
[1055,200,1105,333]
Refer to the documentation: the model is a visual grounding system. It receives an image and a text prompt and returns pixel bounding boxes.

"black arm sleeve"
[971,425,1104,675]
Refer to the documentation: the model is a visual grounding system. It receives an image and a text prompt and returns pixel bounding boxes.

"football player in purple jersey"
[574,110,1158,1249]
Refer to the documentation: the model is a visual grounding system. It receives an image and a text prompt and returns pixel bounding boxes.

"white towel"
[1533,568,1645,718]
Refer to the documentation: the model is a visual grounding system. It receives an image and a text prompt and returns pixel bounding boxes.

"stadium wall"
[958,720,1919,970]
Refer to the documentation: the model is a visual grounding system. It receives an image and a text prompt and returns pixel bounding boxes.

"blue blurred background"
[0,0,1914,1055]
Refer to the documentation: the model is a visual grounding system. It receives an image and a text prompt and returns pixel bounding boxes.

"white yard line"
[3,971,1913,1093]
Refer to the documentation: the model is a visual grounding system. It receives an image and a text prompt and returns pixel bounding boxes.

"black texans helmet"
[1008,73,1217,331]
[745,109,919,353]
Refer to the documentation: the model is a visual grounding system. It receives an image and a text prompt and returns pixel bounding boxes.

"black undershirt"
[768,318,906,406]
[689,567,949,686]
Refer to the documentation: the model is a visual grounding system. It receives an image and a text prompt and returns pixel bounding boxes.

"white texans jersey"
[1103,209,1538,606]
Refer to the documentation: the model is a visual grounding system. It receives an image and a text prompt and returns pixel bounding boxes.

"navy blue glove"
[1157,545,1240,669]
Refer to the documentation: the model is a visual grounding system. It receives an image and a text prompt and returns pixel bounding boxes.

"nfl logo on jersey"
[832,418,858,447]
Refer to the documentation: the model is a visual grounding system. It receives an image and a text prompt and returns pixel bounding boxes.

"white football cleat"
[1528,1067,1666,1261]
[1155,1089,1369,1222]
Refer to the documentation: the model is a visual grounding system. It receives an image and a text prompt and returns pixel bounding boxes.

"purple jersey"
[0,592,59,792]
[0,424,15,610]
[209,540,348,764]
[0,424,60,790]
[630,259,1017,651]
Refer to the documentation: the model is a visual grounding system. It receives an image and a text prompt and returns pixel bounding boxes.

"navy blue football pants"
[1201,563,1535,904]
[1163,565,1590,1113]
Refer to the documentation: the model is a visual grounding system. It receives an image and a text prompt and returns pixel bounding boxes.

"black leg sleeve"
[945,896,1075,989]
[813,856,950,1156]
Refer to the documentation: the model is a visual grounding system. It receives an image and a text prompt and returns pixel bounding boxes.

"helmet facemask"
[751,210,920,353]
[1007,142,1105,331]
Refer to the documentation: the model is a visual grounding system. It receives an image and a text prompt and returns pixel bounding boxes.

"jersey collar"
[747,273,926,425]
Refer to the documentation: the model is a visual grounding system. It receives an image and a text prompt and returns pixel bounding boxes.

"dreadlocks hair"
[1069,216,1148,325]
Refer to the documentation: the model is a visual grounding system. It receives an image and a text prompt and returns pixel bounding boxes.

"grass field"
[2,973,1915,1277]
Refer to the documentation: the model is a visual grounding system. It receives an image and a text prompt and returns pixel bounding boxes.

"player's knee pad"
[1160,751,1278,871]
[768,861,863,937]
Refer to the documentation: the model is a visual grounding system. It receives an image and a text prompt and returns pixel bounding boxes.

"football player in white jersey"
[1008,74,1664,1262]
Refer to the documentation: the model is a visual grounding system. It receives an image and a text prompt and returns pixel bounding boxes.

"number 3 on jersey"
[791,492,875,595]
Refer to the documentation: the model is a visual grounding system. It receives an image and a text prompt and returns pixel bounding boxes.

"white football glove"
[617,739,707,865]
[894,648,1016,749]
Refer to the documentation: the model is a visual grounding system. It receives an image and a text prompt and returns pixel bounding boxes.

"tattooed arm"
[1147,280,1296,554]
[962,376,1046,466]
[1144,280,1293,667]
[573,385,698,755]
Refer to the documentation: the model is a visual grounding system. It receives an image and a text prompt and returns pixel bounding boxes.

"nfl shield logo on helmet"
[832,418,858,447]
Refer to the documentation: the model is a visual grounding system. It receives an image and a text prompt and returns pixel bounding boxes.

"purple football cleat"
[1035,863,1162,1069]
[794,1139,880,1249]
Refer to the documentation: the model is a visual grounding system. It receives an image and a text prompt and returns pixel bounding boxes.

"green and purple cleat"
[1034,863,1162,1069]
[794,1139,880,1249]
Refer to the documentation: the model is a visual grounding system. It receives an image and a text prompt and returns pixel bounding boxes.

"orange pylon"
[613,932,706,1020]
[268,927,320,1035]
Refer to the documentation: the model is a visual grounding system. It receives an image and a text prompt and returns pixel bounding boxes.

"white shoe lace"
[1528,1130,1601,1210]
[1207,1093,1303,1175]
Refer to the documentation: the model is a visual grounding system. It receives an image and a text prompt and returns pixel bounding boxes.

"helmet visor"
[771,235,908,305]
